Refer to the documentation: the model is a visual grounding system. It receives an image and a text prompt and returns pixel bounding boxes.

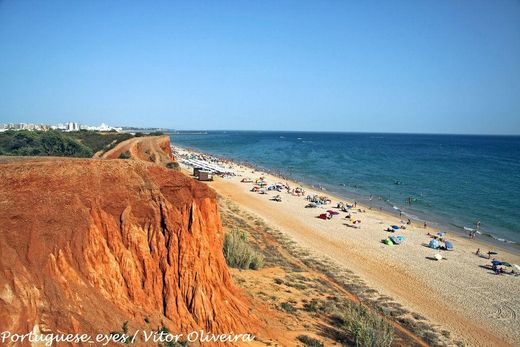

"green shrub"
[68,130,133,153]
[223,229,264,270]
[119,151,131,159]
[166,161,180,170]
[249,253,264,270]
[303,299,319,312]
[156,326,188,347]
[0,130,93,157]
[297,335,324,347]
[280,302,297,314]
[335,304,394,347]
[122,321,129,334]
[0,130,134,158]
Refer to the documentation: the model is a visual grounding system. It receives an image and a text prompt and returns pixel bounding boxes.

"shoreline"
[172,143,519,254]
[172,144,520,346]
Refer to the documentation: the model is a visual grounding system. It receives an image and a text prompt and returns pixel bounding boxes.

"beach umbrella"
[391,225,399,230]
[434,254,443,261]
[429,239,440,249]
[437,232,445,237]
[501,262,512,267]
[444,240,453,250]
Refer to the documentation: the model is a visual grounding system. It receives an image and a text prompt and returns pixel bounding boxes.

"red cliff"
[99,135,176,166]
[0,137,254,343]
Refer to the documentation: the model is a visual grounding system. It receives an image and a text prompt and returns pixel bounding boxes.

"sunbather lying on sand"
[345,223,360,229]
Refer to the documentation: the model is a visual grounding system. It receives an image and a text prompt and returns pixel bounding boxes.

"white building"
[66,122,80,131]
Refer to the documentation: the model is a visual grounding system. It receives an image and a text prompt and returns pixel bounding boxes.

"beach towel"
[389,236,401,245]
[383,238,393,246]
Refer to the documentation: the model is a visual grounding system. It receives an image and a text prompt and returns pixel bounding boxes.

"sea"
[169,131,520,247]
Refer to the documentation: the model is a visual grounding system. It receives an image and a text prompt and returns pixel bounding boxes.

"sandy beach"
[175,146,520,347]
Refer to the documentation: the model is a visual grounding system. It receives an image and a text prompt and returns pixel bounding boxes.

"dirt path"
[99,135,174,165]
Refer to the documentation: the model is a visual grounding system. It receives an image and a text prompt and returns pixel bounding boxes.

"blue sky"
[0,1,519,134]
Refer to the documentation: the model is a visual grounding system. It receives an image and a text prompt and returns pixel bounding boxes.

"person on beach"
[424,222,427,229]
[407,219,411,225]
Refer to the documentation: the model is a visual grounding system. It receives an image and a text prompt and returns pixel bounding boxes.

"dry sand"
[175,147,520,347]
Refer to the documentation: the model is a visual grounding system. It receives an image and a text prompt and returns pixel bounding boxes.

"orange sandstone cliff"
[0,137,255,342]
[99,135,176,166]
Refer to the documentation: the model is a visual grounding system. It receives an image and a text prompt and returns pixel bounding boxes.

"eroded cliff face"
[0,156,252,340]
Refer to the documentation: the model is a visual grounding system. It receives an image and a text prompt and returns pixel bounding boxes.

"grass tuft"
[223,229,264,270]
[297,335,324,347]
[335,303,394,347]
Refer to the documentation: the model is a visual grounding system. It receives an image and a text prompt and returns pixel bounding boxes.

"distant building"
[1,121,122,132]
[66,122,80,131]
[85,123,122,132]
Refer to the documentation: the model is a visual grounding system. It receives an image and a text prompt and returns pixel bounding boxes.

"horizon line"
[163,129,520,137]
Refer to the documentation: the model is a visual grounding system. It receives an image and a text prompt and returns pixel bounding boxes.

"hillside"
[0,130,133,158]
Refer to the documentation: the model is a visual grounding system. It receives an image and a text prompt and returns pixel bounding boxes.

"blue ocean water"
[170,131,520,245]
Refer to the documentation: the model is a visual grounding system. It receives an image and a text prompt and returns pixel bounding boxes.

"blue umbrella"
[391,225,399,230]
[429,239,440,249]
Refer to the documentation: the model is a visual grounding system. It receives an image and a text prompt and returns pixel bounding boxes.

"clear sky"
[1,1,519,134]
